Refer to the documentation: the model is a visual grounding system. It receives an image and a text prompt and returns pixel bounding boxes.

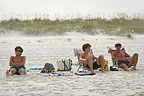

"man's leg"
[120,64,129,71]
[128,53,138,70]
[87,55,94,72]
[18,68,26,75]
[6,68,17,76]
[97,55,105,72]
[6,70,9,76]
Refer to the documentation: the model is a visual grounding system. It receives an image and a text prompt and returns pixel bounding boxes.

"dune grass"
[0,13,144,37]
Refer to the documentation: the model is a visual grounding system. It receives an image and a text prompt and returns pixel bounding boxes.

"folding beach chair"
[73,48,93,72]
[73,48,108,72]
[108,48,125,71]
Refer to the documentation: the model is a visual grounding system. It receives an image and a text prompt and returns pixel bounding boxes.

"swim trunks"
[86,61,101,69]
[10,66,25,75]
[118,61,129,67]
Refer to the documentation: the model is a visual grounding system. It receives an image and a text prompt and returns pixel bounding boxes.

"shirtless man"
[6,46,26,76]
[79,43,105,72]
[112,43,138,71]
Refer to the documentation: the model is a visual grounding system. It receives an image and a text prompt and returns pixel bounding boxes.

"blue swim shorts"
[86,61,101,69]
[10,66,25,75]
[118,61,129,67]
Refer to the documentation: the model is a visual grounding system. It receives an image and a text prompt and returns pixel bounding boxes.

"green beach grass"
[0,13,144,37]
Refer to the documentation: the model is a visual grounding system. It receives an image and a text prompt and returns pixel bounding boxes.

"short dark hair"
[82,43,91,51]
[15,46,23,55]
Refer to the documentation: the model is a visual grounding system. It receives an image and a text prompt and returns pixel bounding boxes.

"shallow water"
[0,32,144,96]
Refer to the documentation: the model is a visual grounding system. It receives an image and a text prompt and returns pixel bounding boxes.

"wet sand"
[0,32,144,96]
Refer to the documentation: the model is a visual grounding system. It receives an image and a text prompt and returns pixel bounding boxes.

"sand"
[0,32,144,96]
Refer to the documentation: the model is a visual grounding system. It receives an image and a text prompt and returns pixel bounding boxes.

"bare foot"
[91,70,94,73]
[132,66,136,70]
[6,70,9,76]
[102,69,104,72]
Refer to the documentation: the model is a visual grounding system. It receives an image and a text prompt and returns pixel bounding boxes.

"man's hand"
[122,57,130,61]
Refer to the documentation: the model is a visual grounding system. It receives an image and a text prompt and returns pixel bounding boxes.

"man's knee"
[10,68,16,74]
[18,68,25,74]
[134,53,138,57]
[99,55,104,60]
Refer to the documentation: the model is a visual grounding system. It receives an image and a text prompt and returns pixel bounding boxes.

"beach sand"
[0,32,144,96]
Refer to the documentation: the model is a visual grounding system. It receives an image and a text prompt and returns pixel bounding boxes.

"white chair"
[73,48,94,72]
[108,48,125,71]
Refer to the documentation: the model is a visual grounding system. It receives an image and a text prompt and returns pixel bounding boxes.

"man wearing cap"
[111,43,138,71]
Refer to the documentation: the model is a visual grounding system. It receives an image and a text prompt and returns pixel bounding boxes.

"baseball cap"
[115,43,122,46]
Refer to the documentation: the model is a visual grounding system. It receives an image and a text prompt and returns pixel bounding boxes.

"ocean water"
[0,32,144,96]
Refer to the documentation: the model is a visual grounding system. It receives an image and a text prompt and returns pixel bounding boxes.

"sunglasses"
[16,50,22,52]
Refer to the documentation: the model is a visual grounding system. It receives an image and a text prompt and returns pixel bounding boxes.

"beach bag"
[57,58,72,71]
[104,61,109,71]
[41,63,55,73]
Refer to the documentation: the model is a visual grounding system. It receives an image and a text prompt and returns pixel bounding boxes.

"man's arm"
[79,54,86,62]
[9,56,15,66]
[125,52,130,57]
[19,56,26,67]
[112,52,129,61]
[118,57,129,61]
[111,52,118,61]
[93,55,97,60]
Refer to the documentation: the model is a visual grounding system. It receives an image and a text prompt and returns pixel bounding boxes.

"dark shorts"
[10,66,25,75]
[118,61,129,67]
[86,61,101,69]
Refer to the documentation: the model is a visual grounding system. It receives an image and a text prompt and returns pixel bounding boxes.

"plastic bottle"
[70,68,73,76]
